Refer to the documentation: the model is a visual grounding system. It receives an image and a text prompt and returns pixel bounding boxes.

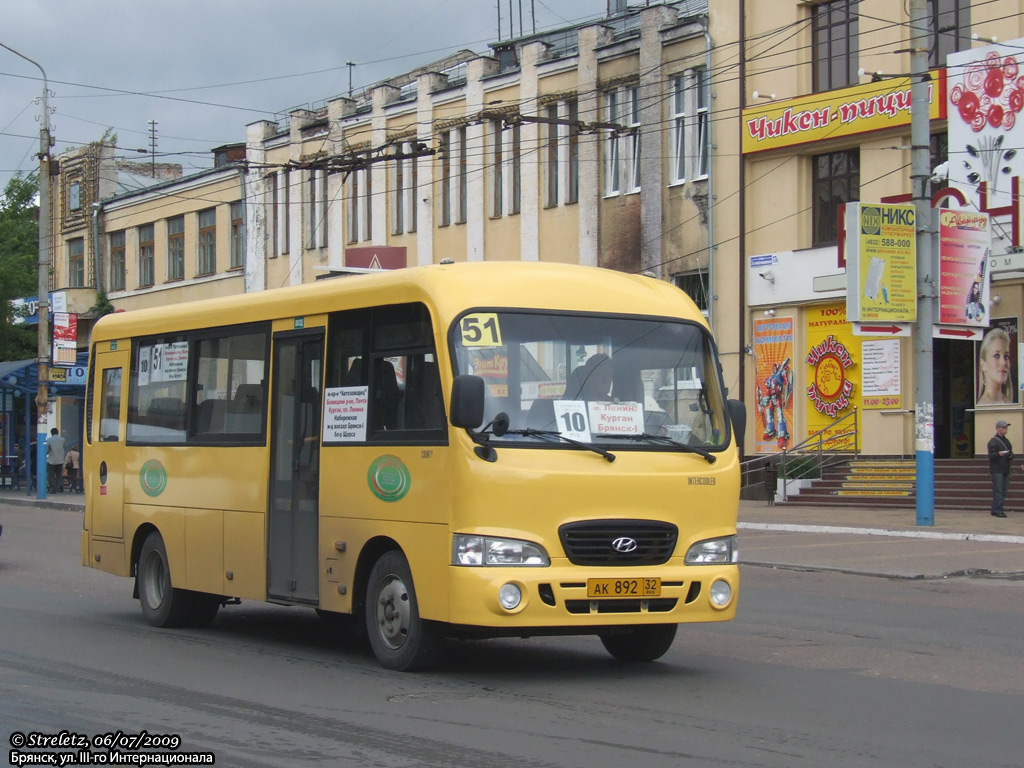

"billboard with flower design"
[947,42,1024,256]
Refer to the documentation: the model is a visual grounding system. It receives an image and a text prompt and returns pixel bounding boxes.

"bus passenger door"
[90,348,129,539]
[268,331,323,604]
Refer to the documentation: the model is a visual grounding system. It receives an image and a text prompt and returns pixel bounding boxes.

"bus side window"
[99,369,122,442]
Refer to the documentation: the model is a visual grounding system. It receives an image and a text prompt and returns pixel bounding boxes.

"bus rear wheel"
[599,624,677,662]
[365,551,442,671]
[138,531,219,628]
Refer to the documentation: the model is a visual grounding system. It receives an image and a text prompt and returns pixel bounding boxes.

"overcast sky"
[1,0,610,192]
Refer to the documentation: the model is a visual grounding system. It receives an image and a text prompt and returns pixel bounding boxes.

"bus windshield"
[453,310,730,450]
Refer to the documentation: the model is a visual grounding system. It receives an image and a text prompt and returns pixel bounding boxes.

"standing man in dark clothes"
[987,419,1013,518]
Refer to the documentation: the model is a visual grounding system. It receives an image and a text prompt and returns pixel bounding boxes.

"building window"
[627,87,641,193]
[491,119,504,218]
[812,149,859,246]
[267,173,278,259]
[167,216,185,281]
[929,0,970,68]
[511,123,522,215]
[110,230,126,291]
[694,68,710,179]
[673,271,709,316]
[603,90,621,196]
[545,103,559,207]
[230,201,244,269]
[392,141,417,235]
[197,208,216,276]
[280,171,290,254]
[346,165,371,243]
[812,0,859,92]
[439,126,467,226]
[138,223,154,288]
[567,99,579,204]
[68,182,82,213]
[68,238,85,288]
[671,75,686,184]
[305,169,327,249]
[456,126,468,224]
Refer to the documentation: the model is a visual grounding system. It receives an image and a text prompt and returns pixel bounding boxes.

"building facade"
[739,0,1024,460]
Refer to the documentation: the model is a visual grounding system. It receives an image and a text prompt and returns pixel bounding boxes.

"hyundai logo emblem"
[611,537,638,553]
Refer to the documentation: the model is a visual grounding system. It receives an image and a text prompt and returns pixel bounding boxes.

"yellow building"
[739,0,1024,460]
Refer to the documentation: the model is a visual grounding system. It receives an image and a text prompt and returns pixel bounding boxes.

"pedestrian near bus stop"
[987,419,1014,517]
[45,428,65,494]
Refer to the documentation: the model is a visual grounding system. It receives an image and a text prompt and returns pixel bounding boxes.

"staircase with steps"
[780,457,1023,511]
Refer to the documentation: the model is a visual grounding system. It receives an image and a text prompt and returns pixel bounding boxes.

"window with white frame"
[455,126,467,224]
[694,67,710,179]
[626,87,641,193]
[319,169,328,248]
[671,75,687,184]
[603,90,621,196]
[673,271,709,316]
[671,68,710,184]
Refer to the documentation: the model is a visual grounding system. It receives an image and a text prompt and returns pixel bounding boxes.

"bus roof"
[91,262,706,342]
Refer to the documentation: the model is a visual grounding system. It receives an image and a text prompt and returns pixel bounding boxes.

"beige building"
[48,0,743,420]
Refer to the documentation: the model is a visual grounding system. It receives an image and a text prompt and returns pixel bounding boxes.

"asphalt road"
[1,504,1022,768]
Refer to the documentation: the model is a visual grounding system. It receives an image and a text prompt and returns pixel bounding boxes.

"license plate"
[586,577,661,598]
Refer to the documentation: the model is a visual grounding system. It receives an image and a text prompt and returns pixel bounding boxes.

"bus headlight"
[452,535,550,567]
[685,535,738,565]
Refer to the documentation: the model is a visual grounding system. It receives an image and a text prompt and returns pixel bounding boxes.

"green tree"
[0,172,41,361]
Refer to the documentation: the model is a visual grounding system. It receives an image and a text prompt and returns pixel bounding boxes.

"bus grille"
[558,520,678,566]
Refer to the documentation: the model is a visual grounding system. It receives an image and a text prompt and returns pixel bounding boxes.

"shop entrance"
[933,338,975,458]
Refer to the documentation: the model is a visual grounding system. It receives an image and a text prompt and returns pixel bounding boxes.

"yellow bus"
[82,261,745,670]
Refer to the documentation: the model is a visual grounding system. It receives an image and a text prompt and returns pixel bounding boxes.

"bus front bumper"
[445,560,738,631]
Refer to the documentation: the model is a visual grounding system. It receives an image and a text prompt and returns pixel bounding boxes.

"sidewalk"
[738,498,1024,580]
[1,489,1021,580]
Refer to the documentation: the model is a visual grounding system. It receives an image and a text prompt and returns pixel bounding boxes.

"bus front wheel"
[138,531,219,628]
[365,551,442,671]
[599,624,678,662]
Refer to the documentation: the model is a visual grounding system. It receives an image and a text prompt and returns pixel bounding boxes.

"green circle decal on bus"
[368,455,410,502]
[140,460,168,497]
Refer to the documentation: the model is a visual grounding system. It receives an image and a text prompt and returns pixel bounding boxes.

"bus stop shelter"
[0,352,88,496]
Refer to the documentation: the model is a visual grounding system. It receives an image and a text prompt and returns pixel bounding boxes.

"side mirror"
[727,399,746,442]
[450,375,485,429]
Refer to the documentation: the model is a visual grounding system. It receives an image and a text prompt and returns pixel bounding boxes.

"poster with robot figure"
[753,316,794,453]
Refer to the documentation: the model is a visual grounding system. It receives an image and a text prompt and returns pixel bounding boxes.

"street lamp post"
[1,41,52,499]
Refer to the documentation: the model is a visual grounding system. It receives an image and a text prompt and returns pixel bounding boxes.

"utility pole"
[0,41,52,499]
[909,0,934,525]
[148,119,158,176]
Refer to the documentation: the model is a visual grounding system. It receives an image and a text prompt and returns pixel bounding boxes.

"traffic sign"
[852,322,912,336]
[932,325,983,341]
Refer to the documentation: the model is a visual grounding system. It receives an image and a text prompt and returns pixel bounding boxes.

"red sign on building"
[344,246,407,270]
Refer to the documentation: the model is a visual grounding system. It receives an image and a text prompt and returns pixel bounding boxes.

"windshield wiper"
[503,428,616,463]
[602,432,716,463]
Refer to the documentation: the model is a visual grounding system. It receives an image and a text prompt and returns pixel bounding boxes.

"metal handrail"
[739,408,859,503]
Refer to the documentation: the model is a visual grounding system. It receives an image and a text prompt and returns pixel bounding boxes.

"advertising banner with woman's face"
[976,317,1019,406]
